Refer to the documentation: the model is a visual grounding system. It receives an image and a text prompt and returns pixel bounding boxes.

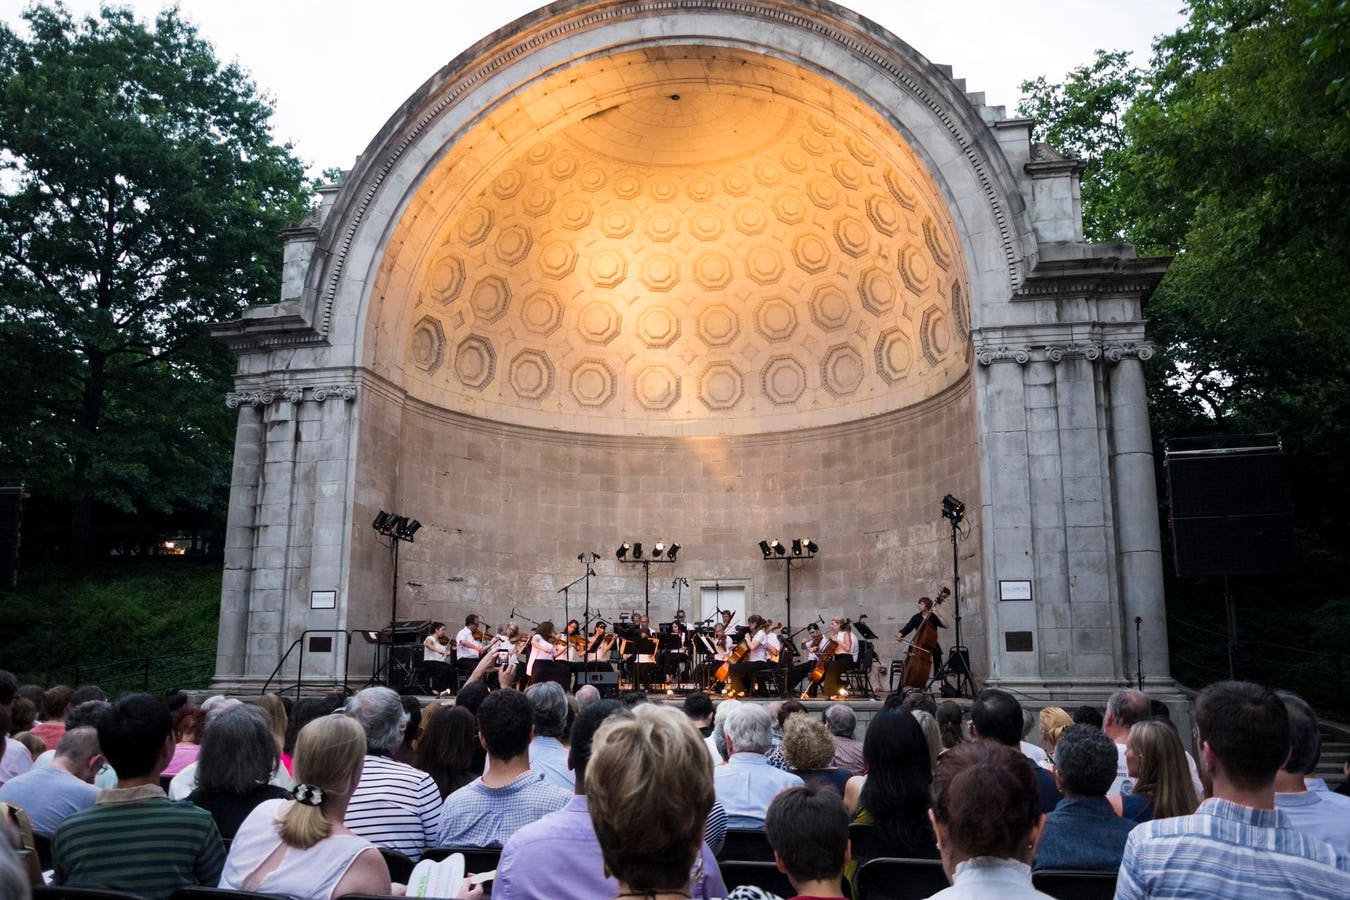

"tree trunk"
[70,354,106,571]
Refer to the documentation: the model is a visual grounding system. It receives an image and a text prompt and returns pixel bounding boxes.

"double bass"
[898,587,950,690]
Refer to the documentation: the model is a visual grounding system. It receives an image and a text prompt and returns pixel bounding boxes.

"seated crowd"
[1,662,1348,899]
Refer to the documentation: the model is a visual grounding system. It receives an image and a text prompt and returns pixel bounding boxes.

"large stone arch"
[213,0,1171,701]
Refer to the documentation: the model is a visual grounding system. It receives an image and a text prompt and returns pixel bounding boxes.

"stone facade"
[210,0,1170,701]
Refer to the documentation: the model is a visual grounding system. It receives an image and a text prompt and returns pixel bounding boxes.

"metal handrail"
[261,629,353,700]
[74,646,214,691]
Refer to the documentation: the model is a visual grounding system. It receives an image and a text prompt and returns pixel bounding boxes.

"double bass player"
[896,594,949,689]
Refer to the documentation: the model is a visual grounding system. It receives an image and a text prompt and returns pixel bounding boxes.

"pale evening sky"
[0,1,1187,175]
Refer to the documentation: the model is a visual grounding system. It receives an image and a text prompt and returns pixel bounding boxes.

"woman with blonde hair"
[587,704,721,900]
[1038,707,1073,766]
[219,715,401,899]
[254,693,290,772]
[1119,719,1199,821]
[782,713,849,794]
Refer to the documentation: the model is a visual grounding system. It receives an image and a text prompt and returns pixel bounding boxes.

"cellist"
[896,595,949,685]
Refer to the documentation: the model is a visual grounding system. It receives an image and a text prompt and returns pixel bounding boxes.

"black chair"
[846,822,879,861]
[719,860,795,898]
[753,664,788,697]
[170,889,286,900]
[717,828,775,862]
[34,889,142,900]
[841,641,877,699]
[33,831,53,869]
[888,659,905,692]
[854,857,949,900]
[1032,869,1118,900]
[379,848,417,884]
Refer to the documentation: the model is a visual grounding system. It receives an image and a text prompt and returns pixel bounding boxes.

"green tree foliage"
[1020,0,1350,709]
[0,4,310,563]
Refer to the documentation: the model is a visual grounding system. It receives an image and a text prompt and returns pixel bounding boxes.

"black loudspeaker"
[0,487,21,589]
[387,645,425,694]
[579,670,619,698]
[1166,448,1295,577]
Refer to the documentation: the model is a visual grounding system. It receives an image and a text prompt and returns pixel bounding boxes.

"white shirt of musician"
[803,633,821,662]
[747,629,768,663]
[423,634,449,663]
[835,630,855,656]
[527,633,557,676]
[455,626,482,660]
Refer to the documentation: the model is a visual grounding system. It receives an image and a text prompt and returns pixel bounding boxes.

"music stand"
[853,618,879,640]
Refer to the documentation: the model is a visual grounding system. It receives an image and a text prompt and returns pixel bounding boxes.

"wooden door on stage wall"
[696,582,745,629]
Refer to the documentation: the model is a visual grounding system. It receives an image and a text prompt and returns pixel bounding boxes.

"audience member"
[0,725,100,835]
[913,709,943,771]
[10,733,42,761]
[1104,689,1151,793]
[0,819,31,900]
[9,699,36,736]
[413,705,478,799]
[783,714,849,795]
[574,683,601,710]
[588,704,722,900]
[498,700,726,899]
[394,696,423,766]
[436,688,569,847]
[1038,706,1072,764]
[764,785,850,900]
[844,708,937,862]
[1273,691,1350,853]
[1117,680,1350,899]
[824,703,865,775]
[219,714,398,899]
[928,739,1052,899]
[709,698,741,764]
[343,687,440,857]
[51,693,225,899]
[714,704,803,827]
[163,706,205,777]
[1071,705,1103,730]
[1119,719,1197,822]
[0,672,32,787]
[30,686,73,751]
[937,700,966,751]
[766,700,806,769]
[186,705,291,842]
[166,696,246,798]
[284,696,341,765]
[525,681,574,791]
[1034,724,1136,871]
[970,689,1061,813]
[683,691,715,738]
[32,700,116,788]
[254,693,290,771]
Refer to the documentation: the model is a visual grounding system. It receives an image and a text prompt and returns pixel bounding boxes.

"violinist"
[455,614,486,681]
[788,623,824,695]
[504,622,530,688]
[423,622,454,696]
[528,620,568,688]
[662,609,691,681]
[584,621,617,671]
[622,614,658,690]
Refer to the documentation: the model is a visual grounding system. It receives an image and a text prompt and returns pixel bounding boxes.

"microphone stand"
[1134,616,1145,691]
[557,568,591,632]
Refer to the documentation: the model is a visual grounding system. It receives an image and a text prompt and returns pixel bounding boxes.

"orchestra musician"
[503,622,530,689]
[584,621,618,671]
[727,615,772,695]
[422,622,454,696]
[622,614,658,690]
[662,609,691,682]
[896,595,949,678]
[455,614,486,682]
[527,620,569,688]
[563,619,588,689]
[787,623,824,695]
[817,617,856,697]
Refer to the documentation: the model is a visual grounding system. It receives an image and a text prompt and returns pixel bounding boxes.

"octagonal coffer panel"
[389,63,971,435]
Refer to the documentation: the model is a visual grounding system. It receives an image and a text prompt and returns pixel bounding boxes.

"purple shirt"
[495,795,726,900]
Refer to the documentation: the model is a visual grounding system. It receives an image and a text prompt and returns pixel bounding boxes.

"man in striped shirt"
[343,687,441,858]
[51,693,224,900]
[1117,681,1350,899]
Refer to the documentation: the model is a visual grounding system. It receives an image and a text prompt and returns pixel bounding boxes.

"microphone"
[1134,616,1142,625]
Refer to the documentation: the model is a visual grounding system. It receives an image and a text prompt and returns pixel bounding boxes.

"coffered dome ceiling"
[372,47,972,436]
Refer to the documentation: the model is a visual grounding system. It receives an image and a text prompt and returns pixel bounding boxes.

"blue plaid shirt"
[1116,797,1350,899]
[436,769,570,848]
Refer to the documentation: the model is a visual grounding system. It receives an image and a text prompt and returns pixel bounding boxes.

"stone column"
[216,400,264,685]
[1107,350,1171,680]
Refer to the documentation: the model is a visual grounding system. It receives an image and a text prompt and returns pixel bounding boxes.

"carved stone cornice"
[975,342,1154,366]
[225,384,358,409]
[1014,252,1171,302]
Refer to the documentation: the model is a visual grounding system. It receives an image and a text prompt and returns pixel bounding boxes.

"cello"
[714,619,777,682]
[809,618,852,686]
[898,587,950,690]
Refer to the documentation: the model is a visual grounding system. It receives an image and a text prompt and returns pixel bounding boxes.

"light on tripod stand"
[652,542,665,558]
[941,494,966,523]
[804,538,819,554]
[791,538,803,556]
[667,543,681,561]
[758,540,772,559]
[616,543,631,560]
[395,518,421,541]
[372,511,394,534]
[633,542,644,559]
[771,540,786,557]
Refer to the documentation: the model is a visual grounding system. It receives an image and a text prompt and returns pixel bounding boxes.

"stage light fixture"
[771,539,786,556]
[653,542,666,558]
[942,494,966,523]
[616,543,631,560]
[791,538,803,556]
[388,515,409,536]
[633,542,643,559]
[397,519,422,540]
[667,543,681,561]
[372,511,393,533]
[804,538,819,554]
[759,540,772,558]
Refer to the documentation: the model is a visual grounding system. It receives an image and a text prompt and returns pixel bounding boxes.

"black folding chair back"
[1032,868,1118,900]
[854,856,949,900]
[719,860,795,898]
[170,888,286,900]
[716,828,775,861]
[34,888,143,900]
[379,848,417,883]
[33,831,53,869]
